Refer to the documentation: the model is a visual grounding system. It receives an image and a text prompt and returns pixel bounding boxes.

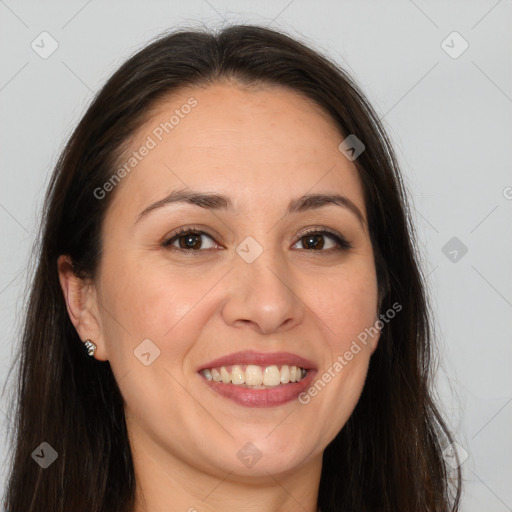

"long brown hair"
[3,25,461,511]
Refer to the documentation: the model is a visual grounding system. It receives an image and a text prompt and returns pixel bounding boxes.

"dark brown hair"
[3,24,461,511]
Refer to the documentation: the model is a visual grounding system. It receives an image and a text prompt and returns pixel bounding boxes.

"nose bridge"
[222,233,303,333]
[236,233,290,298]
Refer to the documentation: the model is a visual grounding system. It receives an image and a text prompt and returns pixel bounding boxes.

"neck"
[130,438,322,512]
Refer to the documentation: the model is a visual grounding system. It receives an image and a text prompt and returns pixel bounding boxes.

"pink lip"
[197,350,317,408]
[197,350,317,371]
[200,369,317,408]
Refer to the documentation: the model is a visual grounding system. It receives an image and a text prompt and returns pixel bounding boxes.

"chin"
[224,435,316,477]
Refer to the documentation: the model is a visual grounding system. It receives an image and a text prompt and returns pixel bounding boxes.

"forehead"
[108,81,366,220]
[147,81,342,158]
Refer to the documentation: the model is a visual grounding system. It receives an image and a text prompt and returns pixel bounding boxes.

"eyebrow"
[135,188,366,227]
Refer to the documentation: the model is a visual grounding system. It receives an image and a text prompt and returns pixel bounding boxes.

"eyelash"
[161,226,352,254]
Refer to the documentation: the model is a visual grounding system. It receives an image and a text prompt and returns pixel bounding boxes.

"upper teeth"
[200,365,307,386]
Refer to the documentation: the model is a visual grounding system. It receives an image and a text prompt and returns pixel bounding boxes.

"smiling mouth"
[199,364,307,389]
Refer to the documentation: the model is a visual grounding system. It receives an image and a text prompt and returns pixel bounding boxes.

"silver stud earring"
[84,339,97,357]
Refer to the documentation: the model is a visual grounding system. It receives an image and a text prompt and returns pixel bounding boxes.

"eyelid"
[162,225,219,248]
[295,226,352,250]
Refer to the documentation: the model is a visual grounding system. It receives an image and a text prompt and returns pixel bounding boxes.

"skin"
[58,81,381,512]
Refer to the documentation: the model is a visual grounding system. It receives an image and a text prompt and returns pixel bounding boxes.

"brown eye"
[163,229,217,251]
[300,234,330,250]
[293,229,352,251]
[177,233,203,250]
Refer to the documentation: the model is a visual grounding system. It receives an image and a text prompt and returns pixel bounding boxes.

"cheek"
[99,252,218,339]
[311,260,379,350]
[298,259,378,438]
[96,252,229,400]
[95,256,211,415]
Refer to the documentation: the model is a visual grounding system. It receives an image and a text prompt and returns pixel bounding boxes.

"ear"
[57,255,109,361]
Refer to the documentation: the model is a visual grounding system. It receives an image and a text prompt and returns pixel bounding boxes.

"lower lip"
[199,370,317,408]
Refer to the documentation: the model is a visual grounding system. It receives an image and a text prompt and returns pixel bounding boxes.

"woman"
[3,24,461,511]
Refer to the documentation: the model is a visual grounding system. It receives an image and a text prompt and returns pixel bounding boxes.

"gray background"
[1,0,511,509]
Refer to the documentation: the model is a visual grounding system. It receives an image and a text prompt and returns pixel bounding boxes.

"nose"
[221,243,305,335]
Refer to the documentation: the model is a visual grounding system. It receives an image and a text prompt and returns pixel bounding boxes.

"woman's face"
[81,83,380,479]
